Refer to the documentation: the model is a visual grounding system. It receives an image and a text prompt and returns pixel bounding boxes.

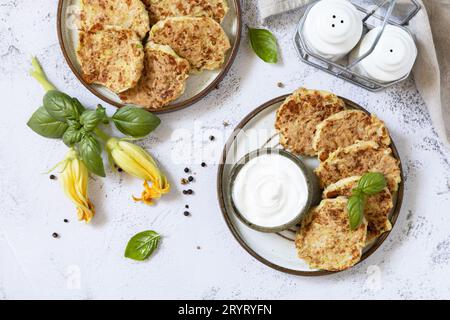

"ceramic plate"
[217,95,404,276]
[57,0,241,113]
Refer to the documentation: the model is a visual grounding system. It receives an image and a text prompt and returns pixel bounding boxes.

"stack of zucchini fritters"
[76,0,231,109]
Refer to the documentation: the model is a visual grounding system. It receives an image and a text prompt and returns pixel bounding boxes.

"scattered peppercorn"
[209,135,215,141]
[183,190,188,195]
[277,82,285,88]
[184,167,190,173]
[52,233,59,239]
[196,246,201,250]
[188,176,194,182]
[181,178,189,185]
[63,219,69,223]
[184,211,190,216]
[50,174,57,180]
[185,205,189,209]
[201,162,207,167]
[187,189,194,195]
[117,167,123,172]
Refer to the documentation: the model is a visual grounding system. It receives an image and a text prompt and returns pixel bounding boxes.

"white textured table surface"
[1,0,450,300]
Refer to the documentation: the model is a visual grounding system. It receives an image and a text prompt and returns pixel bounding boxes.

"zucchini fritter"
[150,17,231,72]
[120,42,190,109]
[275,88,346,156]
[143,0,229,25]
[77,26,145,93]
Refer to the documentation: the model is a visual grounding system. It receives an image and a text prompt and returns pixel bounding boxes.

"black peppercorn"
[63,219,69,223]
[185,205,189,209]
[201,162,206,167]
[187,189,193,195]
[184,167,190,173]
[184,211,190,216]
[50,175,57,180]
[118,167,123,172]
[52,233,59,238]
[209,136,215,141]
[188,176,194,182]
[183,190,188,195]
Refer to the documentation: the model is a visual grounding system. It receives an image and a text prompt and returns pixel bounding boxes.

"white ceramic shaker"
[350,25,417,82]
[302,0,363,61]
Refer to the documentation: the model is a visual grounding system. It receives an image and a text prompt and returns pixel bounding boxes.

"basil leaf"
[347,194,365,230]
[78,134,105,177]
[358,172,387,195]
[43,90,82,122]
[248,27,278,64]
[125,230,161,261]
[62,126,84,147]
[112,106,161,138]
[80,106,106,132]
[71,98,86,115]
[27,106,68,138]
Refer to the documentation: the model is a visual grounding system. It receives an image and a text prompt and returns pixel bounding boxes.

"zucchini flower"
[106,138,170,205]
[59,149,95,223]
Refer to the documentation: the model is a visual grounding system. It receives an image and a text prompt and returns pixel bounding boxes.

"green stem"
[94,128,111,142]
[30,57,57,92]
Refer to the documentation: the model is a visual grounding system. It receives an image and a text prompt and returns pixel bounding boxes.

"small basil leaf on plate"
[112,106,161,138]
[62,126,84,147]
[80,106,106,132]
[248,27,278,64]
[43,90,82,122]
[347,194,365,230]
[27,106,69,139]
[78,133,105,177]
[125,230,161,261]
[358,172,387,195]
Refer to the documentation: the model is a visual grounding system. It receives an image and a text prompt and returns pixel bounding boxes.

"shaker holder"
[294,0,421,91]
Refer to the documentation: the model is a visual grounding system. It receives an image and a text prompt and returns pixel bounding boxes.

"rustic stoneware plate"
[217,95,404,276]
[57,0,241,113]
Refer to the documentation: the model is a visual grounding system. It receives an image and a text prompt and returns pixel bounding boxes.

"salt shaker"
[302,0,363,61]
[350,25,417,82]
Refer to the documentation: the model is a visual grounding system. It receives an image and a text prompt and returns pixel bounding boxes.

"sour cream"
[232,153,309,228]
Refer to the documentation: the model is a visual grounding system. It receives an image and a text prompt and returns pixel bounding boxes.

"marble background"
[1,0,449,299]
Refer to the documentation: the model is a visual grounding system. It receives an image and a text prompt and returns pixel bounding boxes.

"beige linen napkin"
[259,0,450,149]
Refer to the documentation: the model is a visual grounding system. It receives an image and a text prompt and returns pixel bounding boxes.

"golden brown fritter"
[323,176,393,243]
[119,42,190,109]
[296,197,367,271]
[80,0,150,39]
[313,110,391,161]
[143,0,229,25]
[275,88,346,156]
[315,141,401,192]
[77,26,145,93]
[150,17,231,72]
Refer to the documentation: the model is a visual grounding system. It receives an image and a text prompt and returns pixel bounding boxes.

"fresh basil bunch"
[348,172,387,230]
[27,90,161,177]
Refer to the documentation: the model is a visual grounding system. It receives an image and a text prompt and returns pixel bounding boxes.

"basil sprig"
[348,172,387,230]
[112,106,161,138]
[27,88,161,177]
[125,230,161,261]
[248,27,278,64]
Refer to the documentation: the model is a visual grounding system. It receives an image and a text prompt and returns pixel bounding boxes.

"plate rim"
[216,94,404,276]
[56,0,242,114]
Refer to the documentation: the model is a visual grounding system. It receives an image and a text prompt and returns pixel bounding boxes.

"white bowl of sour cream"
[229,148,318,233]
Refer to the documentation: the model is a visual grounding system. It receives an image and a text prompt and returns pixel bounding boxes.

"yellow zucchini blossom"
[59,149,95,223]
[106,138,170,205]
